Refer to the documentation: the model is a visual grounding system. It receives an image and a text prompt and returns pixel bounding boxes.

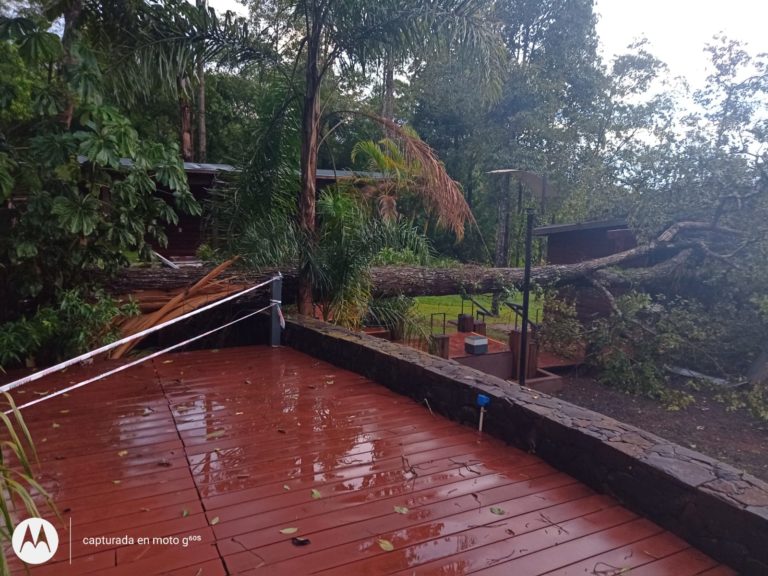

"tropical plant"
[350,124,474,237]
[240,0,504,312]
[0,290,139,371]
[237,185,432,328]
[0,10,201,351]
[0,393,56,575]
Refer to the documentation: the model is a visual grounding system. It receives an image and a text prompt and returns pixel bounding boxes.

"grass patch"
[413,294,543,338]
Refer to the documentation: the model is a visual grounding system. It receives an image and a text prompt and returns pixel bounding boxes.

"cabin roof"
[533,217,628,236]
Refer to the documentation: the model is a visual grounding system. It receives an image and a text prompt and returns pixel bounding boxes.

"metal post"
[519,208,535,387]
[270,275,282,347]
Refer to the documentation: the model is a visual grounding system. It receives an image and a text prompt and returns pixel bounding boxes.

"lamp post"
[518,208,535,388]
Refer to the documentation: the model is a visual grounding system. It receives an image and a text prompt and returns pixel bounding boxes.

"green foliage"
[0,393,56,575]
[235,186,432,328]
[0,290,138,370]
[366,295,429,342]
[719,385,768,422]
[536,292,583,360]
[587,292,732,408]
[0,14,199,325]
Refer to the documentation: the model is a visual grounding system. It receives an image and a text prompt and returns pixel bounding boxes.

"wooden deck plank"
[539,532,691,575]
[625,549,721,576]
[218,484,598,571]
[0,345,731,575]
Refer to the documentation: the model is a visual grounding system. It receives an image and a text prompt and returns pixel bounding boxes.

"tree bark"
[110,241,691,301]
[381,50,395,121]
[297,16,323,315]
[60,0,83,129]
[196,0,207,163]
[178,76,194,162]
[196,59,206,163]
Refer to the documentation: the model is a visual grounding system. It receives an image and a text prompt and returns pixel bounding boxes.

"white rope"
[5,303,276,413]
[0,275,279,394]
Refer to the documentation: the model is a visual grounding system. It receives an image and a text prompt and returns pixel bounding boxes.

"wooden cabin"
[534,218,637,323]
[158,167,387,262]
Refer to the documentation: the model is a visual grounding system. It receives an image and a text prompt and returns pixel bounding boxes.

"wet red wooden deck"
[5,346,733,575]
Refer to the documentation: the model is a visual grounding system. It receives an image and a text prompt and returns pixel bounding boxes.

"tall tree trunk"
[297,22,323,315]
[196,0,207,163]
[196,68,206,162]
[60,0,83,129]
[381,50,395,122]
[178,76,194,162]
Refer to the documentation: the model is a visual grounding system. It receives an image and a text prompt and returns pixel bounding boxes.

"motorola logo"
[12,518,59,565]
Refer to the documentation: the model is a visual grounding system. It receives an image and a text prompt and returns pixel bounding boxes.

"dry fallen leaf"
[210,516,220,526]
[52,422,60,429]
[112,480,121,485]
[206,430,226,440]
[279,527,298,535]
[182,509,189,518]
[283,485,291,491]
[393,506,409,515]
[311,489,322,499]
[490,506,506,516]
[59,409,69,414]
[117,450,128,457]
[377,539,394,552]
[162,360,174,364]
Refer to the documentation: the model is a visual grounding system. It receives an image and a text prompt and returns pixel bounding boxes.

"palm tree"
[285,0,504,313]
[351,120,475,237]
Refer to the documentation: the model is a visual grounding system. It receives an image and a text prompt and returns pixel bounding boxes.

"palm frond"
[350,113,476,239]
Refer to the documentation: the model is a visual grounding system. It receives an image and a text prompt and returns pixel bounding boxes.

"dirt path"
[553,373,768,482]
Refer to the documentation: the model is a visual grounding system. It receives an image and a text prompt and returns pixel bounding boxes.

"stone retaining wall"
[284,315,768,575]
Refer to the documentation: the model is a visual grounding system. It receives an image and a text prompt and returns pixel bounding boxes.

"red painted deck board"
[1,346,733,575]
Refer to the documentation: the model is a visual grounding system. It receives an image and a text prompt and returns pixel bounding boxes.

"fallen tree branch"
[656,221,743,242]
[108,242,693,299]
[592,248,694,286]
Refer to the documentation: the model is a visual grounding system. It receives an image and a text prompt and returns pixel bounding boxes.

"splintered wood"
[111,258,245,358]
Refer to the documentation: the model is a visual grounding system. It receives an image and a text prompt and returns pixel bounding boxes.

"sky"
[595,0,767,87]
[208,0,768,89]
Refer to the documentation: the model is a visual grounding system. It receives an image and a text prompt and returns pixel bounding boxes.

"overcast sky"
[596,0,768,87]
[208,0,768,89]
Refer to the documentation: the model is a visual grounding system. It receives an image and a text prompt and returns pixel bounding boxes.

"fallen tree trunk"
[109,241,691,300]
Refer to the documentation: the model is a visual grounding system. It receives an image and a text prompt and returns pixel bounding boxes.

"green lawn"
[413,294,543,337]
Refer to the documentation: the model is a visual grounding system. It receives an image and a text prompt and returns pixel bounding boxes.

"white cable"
[0,275,279,394]
[5,303,276,413]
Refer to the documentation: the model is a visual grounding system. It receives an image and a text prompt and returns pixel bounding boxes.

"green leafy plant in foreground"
[0,393,56,574]
[0,290,138,371]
